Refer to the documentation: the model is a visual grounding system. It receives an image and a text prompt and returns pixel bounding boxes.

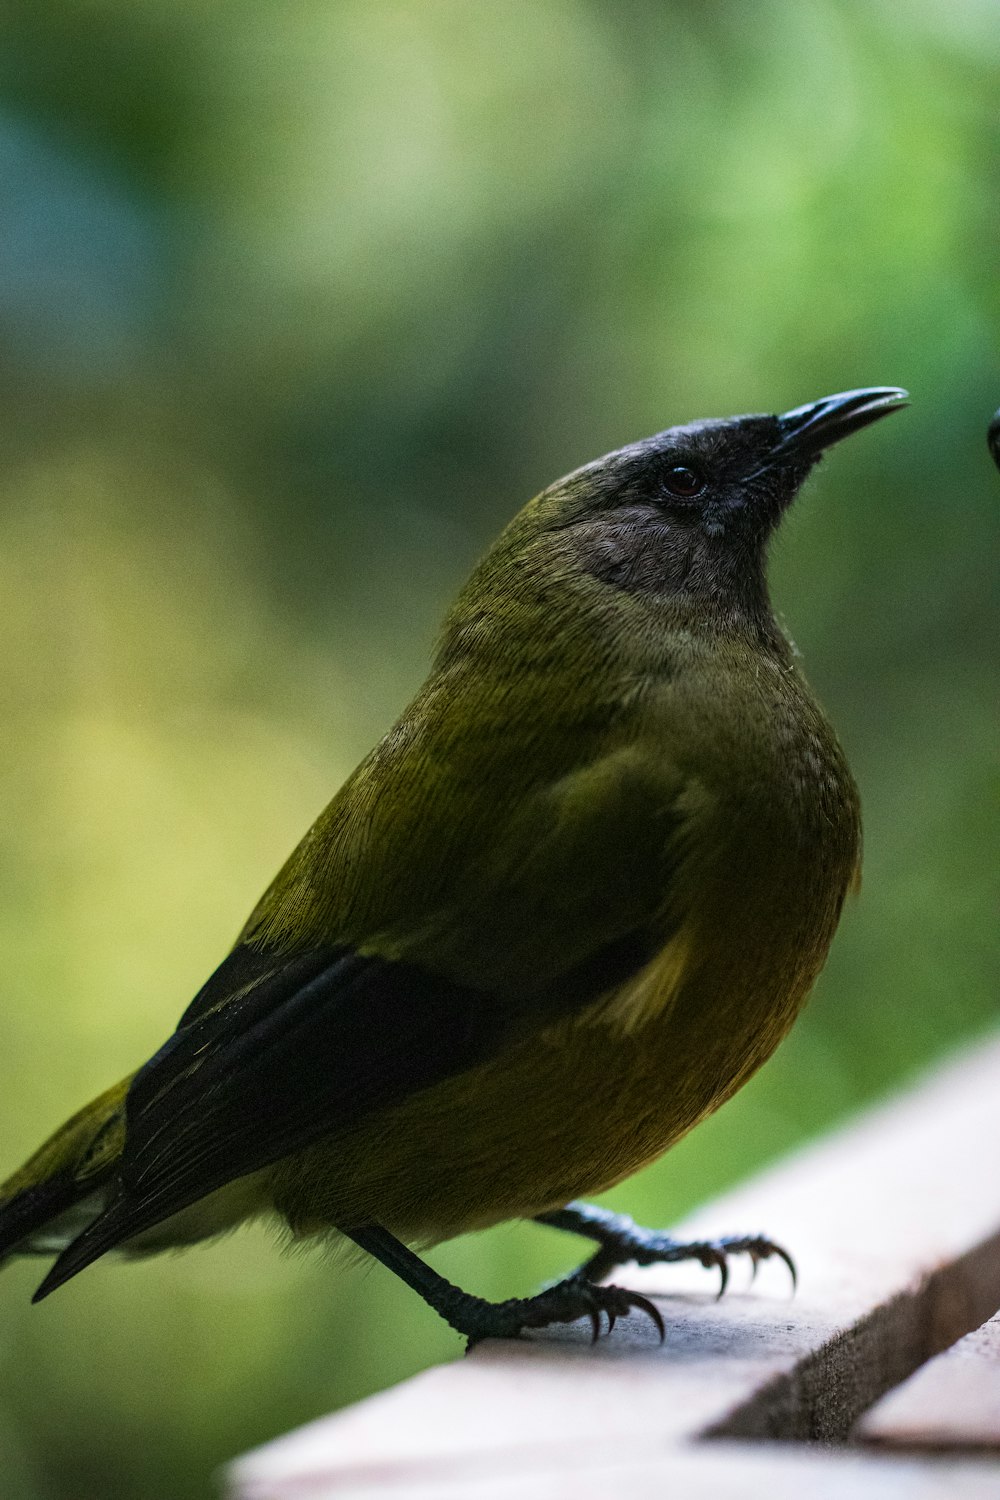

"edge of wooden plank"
[229,1442,1000,1500]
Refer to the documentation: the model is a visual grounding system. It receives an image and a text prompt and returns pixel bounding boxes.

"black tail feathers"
[31,1197,134,1302]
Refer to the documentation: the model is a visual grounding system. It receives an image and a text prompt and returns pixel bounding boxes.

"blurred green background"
[0,1,996,1495]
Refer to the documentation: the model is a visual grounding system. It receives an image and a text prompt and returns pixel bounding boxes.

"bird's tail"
[0,1077,132,1266]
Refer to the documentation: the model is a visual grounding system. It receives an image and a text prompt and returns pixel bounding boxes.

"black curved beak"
[987,409,1000,472]
[774,387,909,460]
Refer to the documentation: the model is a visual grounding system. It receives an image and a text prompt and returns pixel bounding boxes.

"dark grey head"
[542,387,908,620]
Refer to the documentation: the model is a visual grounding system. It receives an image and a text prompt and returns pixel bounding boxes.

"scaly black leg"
[343,1224,665,1348]
[534,1201,796,1297]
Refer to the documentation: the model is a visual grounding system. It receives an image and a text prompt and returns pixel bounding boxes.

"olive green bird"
[0,387,906,1342]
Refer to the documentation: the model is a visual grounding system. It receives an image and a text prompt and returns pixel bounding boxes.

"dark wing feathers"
[125,927,660,1214]
[33,943,521,1298]
[34,915,666,1301]
[124,948,497,1208]
[127,920,661,1220]
[173,941,329,1030]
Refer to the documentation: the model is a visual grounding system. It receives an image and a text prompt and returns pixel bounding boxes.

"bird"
[0,386,907,1344]
[988,408,1000,471]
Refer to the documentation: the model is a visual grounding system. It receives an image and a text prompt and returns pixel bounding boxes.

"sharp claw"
[632,1293,666,1344]
[588,1306,602,1344]
[776,1246,798,1292]
[715,1256,730,1300]
[741,1238,797,1292]
[606,1308,618,1334]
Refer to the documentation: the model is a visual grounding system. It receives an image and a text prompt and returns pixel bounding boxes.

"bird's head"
[441,388,907,675]
[512,387,908,623]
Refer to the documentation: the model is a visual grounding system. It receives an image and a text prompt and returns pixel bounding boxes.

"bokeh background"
[0,2,997,1495]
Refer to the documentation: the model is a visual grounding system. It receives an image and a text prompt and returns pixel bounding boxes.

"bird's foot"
[442,1272,666,1350]
[344,1224,664,1349]
[577,1215,796,1297]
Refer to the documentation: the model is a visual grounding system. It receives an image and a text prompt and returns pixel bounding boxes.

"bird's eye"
[661,464,707,499]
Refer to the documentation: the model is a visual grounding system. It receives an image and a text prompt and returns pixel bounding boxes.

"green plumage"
[0,388,905,1335]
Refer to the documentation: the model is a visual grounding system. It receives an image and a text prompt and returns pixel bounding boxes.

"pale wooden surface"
[228,1037,1000,1499]
[228,1446,1000,1500]
[859,1312,1000,1452]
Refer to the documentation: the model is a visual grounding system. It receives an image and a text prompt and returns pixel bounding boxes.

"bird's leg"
[534,1201,796,1297]
[343,1224,665,1348]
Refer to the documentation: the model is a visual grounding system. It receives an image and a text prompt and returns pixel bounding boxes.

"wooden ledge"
[228,1036,1000,1498]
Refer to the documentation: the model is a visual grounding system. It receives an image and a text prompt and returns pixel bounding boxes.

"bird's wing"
[36,711,689,1295]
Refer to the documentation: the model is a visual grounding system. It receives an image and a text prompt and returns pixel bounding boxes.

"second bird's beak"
[773,387,909,460]
[987,410,1000,471]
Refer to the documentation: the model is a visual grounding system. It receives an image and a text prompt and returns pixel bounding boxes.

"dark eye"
[661,464,707,499]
